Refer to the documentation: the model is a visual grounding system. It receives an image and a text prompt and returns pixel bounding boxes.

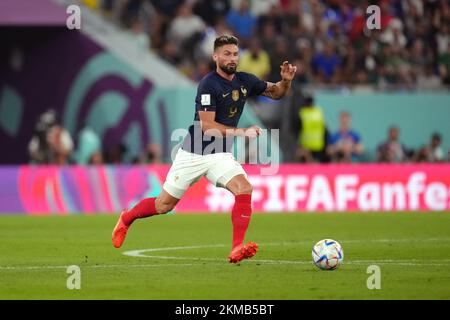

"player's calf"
[111,190,179,248]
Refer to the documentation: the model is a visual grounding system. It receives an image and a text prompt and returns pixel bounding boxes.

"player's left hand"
[280,61,297,81]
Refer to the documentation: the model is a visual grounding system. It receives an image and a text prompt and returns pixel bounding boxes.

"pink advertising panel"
[0,164,449,214]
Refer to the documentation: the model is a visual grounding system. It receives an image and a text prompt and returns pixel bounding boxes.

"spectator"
[267,37,290,83]
[259,21,277,56]
[167,2,206,61]
[140,142,163,164]
[89,152,104,165]
[104,144,127,164]
[299,0,324,35]
[417,64,442,90]
[312,42,341,82]
[101,0,449,90]
[413,146,430,163]
[118,0,144,28]
[150,0,184,18]
[293,39,314,84]
[358,41,379,84]
[376,126,410,163]
[28,109,73,165]
[167,3,206,44]
[237,37,271,80]
[293,95,328,163]
[160,41,182,66]
[73,121,102,165]
[129,18,150,51]
[327,111,364,163]
[408,39,428,80]
[247,0,278,18]
[379,18,407,48]
[226,0,256,43]
[383,45,414,87]
[46,123,74,165]
[438,43,450,85]
[436,25,449,56]
[198,18,233,60]
[193,0,230,26]
[426,132,445,162]
[341,46,358,83]
[28,109,57,164]
[257,3,284,35]
[413,132,444,163]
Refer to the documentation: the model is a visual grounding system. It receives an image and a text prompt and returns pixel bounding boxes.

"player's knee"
[155,203,174,214]
[234,182,253,195]
[155,198,176,214]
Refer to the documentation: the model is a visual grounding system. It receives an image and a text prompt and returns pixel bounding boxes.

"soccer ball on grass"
[312,239,344,270]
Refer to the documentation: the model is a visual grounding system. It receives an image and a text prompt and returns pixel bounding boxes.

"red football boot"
[228,241,258,263]
[112,210,129,248]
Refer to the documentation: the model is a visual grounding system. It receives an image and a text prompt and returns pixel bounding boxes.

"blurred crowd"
[92,0,450,89]
[28,106,449,165]
[28,109,162,165]
[26,0,450,165]
[290,95,449,164]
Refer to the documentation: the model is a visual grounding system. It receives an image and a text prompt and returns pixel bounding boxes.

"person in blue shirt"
[225,0,256,41]
[312,42,341,81]
[327,111,364,163]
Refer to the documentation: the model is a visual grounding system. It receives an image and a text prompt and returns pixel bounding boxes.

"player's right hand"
[245,125,262,138]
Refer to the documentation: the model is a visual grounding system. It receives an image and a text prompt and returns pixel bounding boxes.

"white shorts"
[163,148,246,199]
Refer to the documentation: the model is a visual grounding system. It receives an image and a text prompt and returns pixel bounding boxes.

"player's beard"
[219,63,237,75]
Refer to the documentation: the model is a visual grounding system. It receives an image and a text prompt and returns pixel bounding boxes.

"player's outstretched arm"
[261,61,297,100]
[198,111,261,138]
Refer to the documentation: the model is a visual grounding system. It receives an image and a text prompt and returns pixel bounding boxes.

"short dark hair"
[214,35,239,51]
[303,95,314,106]
[432,132,441,141]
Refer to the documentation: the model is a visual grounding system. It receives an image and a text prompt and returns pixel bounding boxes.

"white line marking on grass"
[123,244,227,257]
[2,238,449,271]
[122,239,450,266]
[348,260,450,267]
[263,238,450,246]
[0,265,69,270]
[123,238,450,259]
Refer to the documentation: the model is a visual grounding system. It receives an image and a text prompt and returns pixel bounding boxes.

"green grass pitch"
[0,212,449,299]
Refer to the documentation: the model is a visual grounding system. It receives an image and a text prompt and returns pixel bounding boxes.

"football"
[312,239,344,270]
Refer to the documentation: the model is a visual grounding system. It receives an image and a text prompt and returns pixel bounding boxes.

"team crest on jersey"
[232,90,239,101]
[240,86,247,97]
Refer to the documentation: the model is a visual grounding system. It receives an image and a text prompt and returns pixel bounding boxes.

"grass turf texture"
[0,212,449,299]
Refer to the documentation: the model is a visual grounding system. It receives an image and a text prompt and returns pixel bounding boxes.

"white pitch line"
[262,238,450,246]
[122,239,450,267]
[121,253,450,267]
[2,238,450,270]
[122,244,227,257]
[122,238,450,259]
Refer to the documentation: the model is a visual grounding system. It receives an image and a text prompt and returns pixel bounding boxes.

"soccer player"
[112,35,297,263]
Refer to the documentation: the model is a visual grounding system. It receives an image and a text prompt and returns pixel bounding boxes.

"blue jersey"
[328,130,362,161]
[181,71,267,155]
[328,130,361,146]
